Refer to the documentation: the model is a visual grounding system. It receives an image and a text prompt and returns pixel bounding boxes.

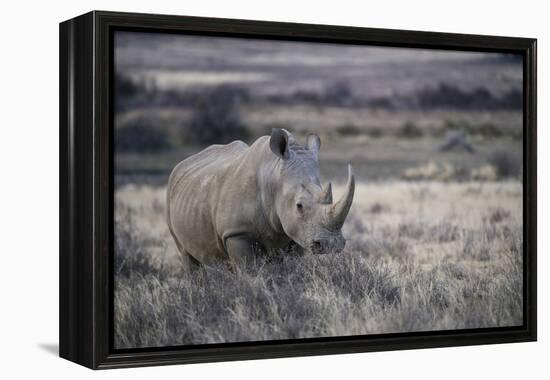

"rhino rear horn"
[318,182,333,204]
[329,164,355,229]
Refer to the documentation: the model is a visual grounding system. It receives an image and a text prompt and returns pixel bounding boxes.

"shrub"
[369,202,387,214]
[440,119,510,140]
[367,96,393,109]
[489,150,520,178]
[291,90,322,105]
[366,127,383,138]
[336,124,361,136]
[398,122,423,138]
[418,83,492,109]
[477,122,502,138]
[416,82,521,111]
[186,85,251,145]
[499,89,522,110]
[324,80,353,106]
[115,72,140,99]
[116,119,173,153]
[488,208,511,224]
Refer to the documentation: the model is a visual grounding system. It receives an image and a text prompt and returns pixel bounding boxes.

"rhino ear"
[270,128,291,159]
[306,134,321,155]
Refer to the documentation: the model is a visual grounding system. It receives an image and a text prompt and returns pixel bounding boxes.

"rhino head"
[268,129,355,255]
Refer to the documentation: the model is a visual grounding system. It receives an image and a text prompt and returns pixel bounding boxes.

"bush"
[476,122,502,138]
[336,124,361,136]
[367,127,383,138]
[440,120,507,139]
[398,122,423,138]
[324,80,353,106]
[186,85,251,145]
[418,83,492,109]
[416,82,522,111]
[489,150,520,178]
[116,119,173,153]
[367,97,393,109]
[499,89,522,110]
[115,72,140,99]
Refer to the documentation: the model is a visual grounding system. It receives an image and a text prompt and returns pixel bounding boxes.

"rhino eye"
[296,202,304,212]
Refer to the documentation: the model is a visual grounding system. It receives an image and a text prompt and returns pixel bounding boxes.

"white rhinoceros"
[166,128,355,266]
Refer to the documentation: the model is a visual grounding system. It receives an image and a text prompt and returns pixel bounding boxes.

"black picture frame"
[59,10,537,369]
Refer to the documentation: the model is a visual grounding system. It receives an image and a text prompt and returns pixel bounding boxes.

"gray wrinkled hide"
[166,129,354,266]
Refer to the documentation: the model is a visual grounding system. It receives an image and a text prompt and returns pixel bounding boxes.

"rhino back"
[167,140,251,262]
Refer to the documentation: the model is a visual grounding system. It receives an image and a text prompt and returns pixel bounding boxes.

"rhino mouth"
[311,241,326,255]
[310,237,346,255]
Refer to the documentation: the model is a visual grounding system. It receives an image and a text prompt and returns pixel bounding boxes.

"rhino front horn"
[329,164,355,229]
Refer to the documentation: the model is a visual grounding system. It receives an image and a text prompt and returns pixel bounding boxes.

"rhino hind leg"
[170,231,201,270]
[181,250,201,270]
[174,241,201,270]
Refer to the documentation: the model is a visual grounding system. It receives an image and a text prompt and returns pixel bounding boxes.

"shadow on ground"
[38,343,58,356]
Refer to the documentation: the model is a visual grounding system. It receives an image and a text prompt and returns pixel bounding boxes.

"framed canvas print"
[59,11,537,369]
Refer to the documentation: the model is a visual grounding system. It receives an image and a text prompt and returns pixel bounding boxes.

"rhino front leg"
[225,236,257,267]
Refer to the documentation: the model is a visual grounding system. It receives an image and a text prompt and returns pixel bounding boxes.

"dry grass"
[114,180,523,349]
